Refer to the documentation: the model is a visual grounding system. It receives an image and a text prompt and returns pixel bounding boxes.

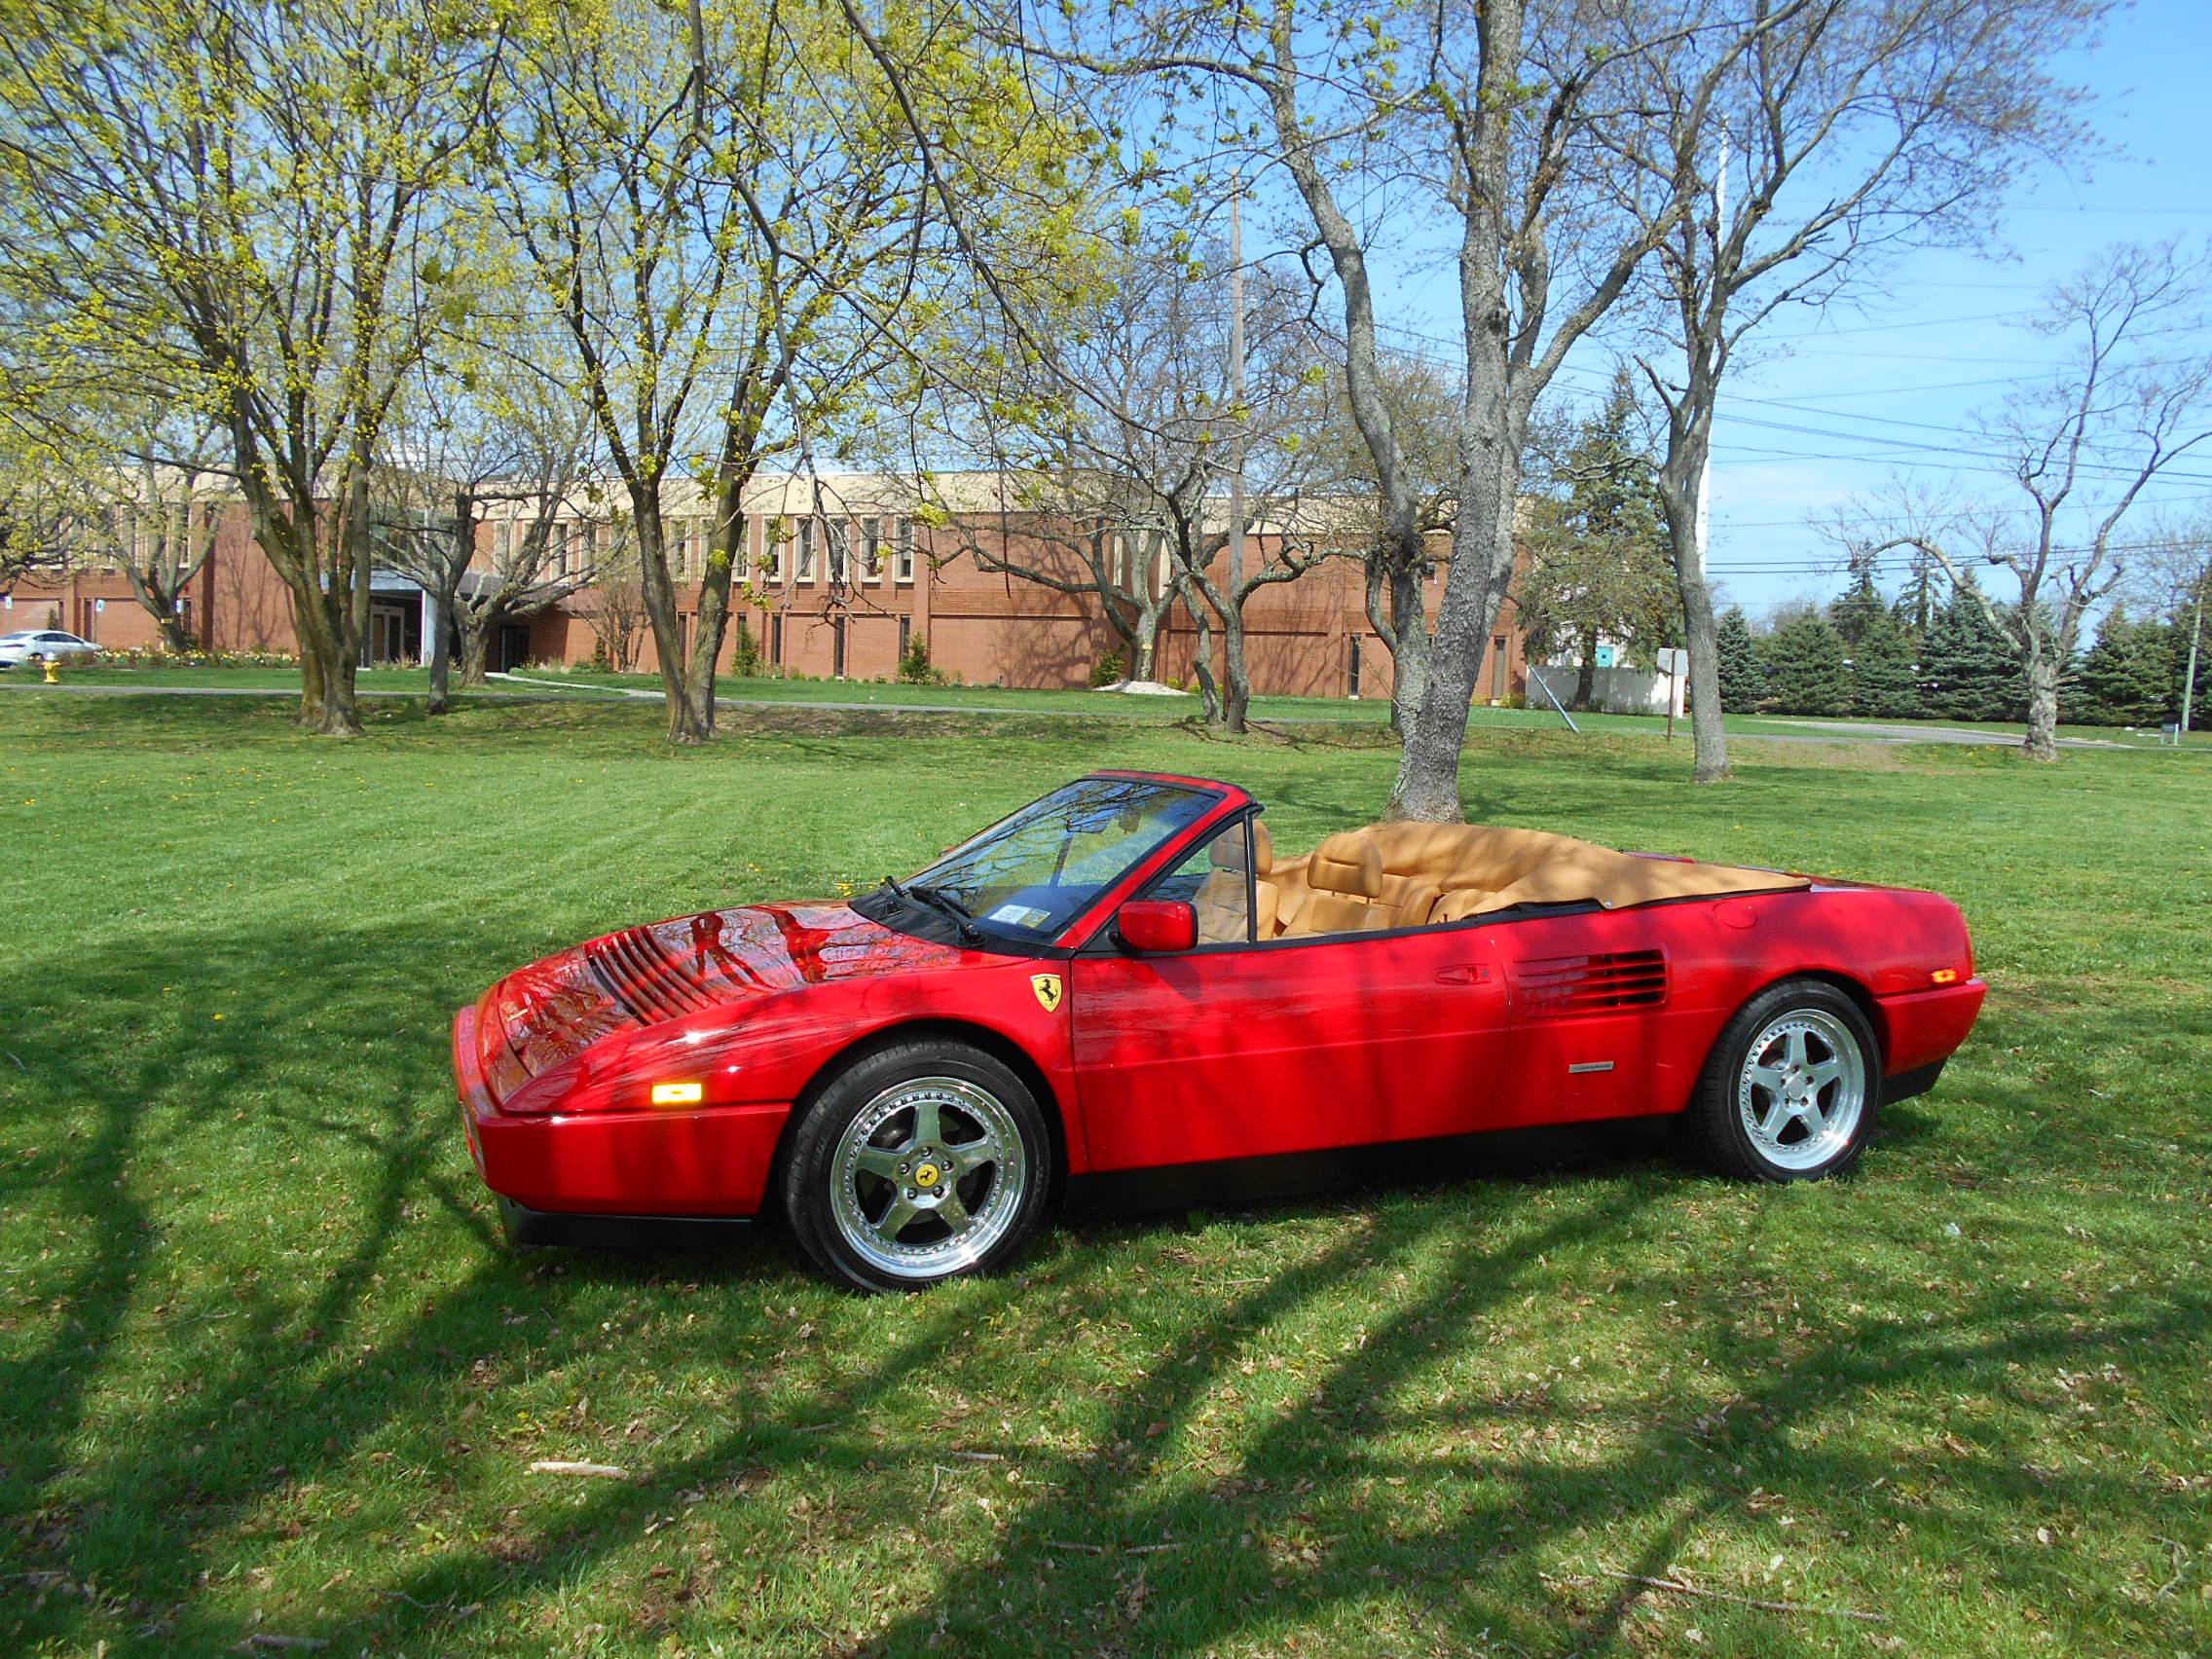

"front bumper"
[452,1006,789,1220]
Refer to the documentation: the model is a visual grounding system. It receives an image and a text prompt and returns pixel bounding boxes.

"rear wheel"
[1686,979,1879,1183]
[783,1040,1050,1293]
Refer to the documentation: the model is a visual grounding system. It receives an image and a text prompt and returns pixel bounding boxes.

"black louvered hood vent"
[1515,949,1667,1016]
[584,926,722,1023]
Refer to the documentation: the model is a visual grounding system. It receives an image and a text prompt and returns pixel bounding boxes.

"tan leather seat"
[1194,819,1278,943]
[1284,831,1392,935]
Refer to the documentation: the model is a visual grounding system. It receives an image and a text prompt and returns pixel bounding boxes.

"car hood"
[488,901,972,1082]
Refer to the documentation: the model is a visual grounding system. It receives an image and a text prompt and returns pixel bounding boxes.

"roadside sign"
[1657,647,1689,676]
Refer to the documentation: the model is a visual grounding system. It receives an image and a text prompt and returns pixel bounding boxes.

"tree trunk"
[425,584,453,716]
[630,494,710,744]
[280,560,364,737]
[159,608,192,653]
[2021,653,2061,761]
[1186,585,1221,720]
[1220,601,1250,733]
[1655,372,1731,784]
[1573,626,1599,711]
[1366,534,1428,741]
[1387,398,1520,824]
[456,608,493,688]
[682,465,759,738]
[1131,608,1160,682]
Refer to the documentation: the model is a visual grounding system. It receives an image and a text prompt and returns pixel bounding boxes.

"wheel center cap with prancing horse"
[913,1161,942,1190]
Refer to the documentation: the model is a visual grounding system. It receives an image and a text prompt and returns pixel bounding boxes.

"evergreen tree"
[1897,544,1942,637]
[1849,606,1921,719]
[1517,368,1677,708]
[1714,605,1765,711]
[1758,611,1853,716]
[1918,581,2022,721]
[2075,608,2181,725]
[1826,560,1887,648]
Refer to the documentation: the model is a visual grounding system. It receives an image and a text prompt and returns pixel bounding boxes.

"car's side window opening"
[1136,818,1271,945]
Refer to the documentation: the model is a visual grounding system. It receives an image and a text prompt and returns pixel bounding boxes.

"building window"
[899,614,911,658]
[826,520,848,586]
[895,519,916,584]
[1347,635,1362,699]
[861,517,882,583]
[796,518,817,583]
[496,519,514,563]
[1493,636,1508,699]
[770,611,784,665]
[832,614,847,679]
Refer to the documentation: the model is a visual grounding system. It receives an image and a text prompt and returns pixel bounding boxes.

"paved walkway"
[1,676,2156,750]
[1756,718,2131,751]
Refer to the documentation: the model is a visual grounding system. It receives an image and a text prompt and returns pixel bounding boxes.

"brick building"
[2,470,1533,703]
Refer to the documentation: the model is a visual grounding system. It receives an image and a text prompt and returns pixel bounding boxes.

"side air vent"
[585,928,720,1023]
[1515,949,1667,1016]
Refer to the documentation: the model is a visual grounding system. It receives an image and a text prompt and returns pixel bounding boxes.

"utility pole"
[1224,179,1248,732]
[2183,566,2205,741]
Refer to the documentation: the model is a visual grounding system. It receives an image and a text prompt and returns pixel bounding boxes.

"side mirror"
[1117,899,1197,953]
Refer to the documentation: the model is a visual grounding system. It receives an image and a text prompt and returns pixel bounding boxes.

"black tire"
[1685,978,1881,1183]
[782,1039,1051,1293]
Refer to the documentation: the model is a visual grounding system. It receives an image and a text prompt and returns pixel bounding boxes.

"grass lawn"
[1,692,2207,1658]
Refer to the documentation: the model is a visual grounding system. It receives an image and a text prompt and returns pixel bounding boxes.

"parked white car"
[0,630,101,669]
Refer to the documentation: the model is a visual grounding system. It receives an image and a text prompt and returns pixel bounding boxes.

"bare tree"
[921,227,1343,720]
[374,367,605,711]
[50,417,230,651]
[1855,242,2212,759]
[1010,0,1785,818]
[1619,0,2105,782]
[567,527,651,674]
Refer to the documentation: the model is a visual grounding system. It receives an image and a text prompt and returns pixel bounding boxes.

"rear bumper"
[452,1006,789,1219]
[1876,978,1988,1078]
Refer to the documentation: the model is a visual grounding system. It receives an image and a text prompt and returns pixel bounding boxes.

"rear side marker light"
[1931,969,1960,985]
[650,1082,704,1105]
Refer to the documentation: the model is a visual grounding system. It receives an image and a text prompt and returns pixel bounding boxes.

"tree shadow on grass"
[3,916,2203,1657]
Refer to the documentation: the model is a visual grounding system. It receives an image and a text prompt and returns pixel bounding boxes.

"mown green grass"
[1,692,2207,1658]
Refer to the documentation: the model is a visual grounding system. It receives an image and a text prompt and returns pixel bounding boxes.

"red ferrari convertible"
[454,771,1985,1291]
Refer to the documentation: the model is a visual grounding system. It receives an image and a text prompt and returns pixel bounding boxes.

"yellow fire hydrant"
[41,654,60,684]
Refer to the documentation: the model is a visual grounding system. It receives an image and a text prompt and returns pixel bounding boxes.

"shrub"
[95,645,302,671]
[1088,647,1124,687]
[898,633,943,685]
[731,621,764,679]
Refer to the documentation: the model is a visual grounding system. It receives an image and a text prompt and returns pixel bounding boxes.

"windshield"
[902,776,1214,940]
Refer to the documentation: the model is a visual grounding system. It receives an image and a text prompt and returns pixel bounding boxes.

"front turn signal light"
[1930,969,1960,985]
[650,1082,704,1105]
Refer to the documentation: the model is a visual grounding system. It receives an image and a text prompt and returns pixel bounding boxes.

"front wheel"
[1686,979,1880,1183]
[782,1040,1050,1292]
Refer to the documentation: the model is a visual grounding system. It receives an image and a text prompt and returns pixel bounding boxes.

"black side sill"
[499,1197,755,1251]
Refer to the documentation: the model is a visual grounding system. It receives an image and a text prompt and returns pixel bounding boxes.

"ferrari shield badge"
[1030,973,1064,1013]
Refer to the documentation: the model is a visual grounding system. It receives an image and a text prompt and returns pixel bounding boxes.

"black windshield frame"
[858,775,1222,951]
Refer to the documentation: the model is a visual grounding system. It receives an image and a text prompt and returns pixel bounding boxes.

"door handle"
[1436,964,1492,985]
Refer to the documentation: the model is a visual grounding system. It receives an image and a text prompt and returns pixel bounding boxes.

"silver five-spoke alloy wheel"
[1736,1008,1866,1172]
[828,1076,1028,1281]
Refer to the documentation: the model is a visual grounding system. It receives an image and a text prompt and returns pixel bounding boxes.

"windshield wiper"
[909,883,984,944]
[883,877,983,945]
